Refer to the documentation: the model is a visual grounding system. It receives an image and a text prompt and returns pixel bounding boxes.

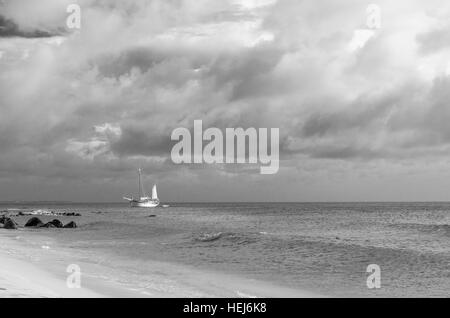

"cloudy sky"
[1,0,450,202]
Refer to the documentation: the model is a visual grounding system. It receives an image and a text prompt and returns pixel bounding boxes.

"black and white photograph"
[0,0,449,301]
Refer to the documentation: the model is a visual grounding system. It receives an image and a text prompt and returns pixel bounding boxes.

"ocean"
[1,202,449,297]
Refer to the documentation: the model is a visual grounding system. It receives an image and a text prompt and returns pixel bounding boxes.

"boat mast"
[138,168,143,198]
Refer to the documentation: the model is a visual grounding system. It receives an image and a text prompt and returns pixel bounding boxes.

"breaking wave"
[192,231,261,246]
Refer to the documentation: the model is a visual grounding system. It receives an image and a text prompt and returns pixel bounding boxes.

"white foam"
[236,290,258,298]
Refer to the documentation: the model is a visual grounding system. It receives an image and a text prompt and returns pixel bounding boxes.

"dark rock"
[40,222,56,228]
[57,212,81,217]
[63,221,77,228]
[148,215,156,218]
[25,217,44,227]
[3,218,18,230]
[49,219,63,228]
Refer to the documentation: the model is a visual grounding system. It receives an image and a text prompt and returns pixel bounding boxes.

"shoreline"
[0,232,321,298]
[0,233,145,298]
[0,249,103,298]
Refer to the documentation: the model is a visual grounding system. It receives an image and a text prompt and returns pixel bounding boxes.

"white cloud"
[65,139,109,160]
[94,123,122,138]
[348,29,376,52]
[231,0,278,10]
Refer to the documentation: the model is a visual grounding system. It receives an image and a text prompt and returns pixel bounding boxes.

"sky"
[1,0,450,202]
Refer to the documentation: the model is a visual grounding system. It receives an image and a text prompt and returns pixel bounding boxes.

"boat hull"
[130,200,160,208]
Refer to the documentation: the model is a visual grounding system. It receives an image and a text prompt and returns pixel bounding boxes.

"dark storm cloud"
[110,125,173,157]
[310,146,383,160]
[206,46,286,101]
[0,15,59,38]
[95,47,167,78]
[402,77,450,143]
[300,90,406,138]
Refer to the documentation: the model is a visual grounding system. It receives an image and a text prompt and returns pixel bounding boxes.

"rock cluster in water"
[2,210,82,217]
[0,217,18,229]
[24,217,44,227]
[1,215,77,230]
[23,217,77,229]
[63,221,77,228]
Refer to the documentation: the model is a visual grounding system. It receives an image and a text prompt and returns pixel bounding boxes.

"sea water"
[1,202,449,297]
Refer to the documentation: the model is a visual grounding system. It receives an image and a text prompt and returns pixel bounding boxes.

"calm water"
[1,202,449,297]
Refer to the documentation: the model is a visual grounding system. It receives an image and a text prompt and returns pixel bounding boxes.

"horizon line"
[2,200,450,204]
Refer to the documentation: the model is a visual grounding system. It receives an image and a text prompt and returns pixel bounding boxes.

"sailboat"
[123,169,160,208]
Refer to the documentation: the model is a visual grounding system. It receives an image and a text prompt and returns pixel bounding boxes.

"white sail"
[152,185,158,200]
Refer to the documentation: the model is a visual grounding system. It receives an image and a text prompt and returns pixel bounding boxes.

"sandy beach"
[0,232,146,298]
[0,231,319,298]
[0,249,102,298]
